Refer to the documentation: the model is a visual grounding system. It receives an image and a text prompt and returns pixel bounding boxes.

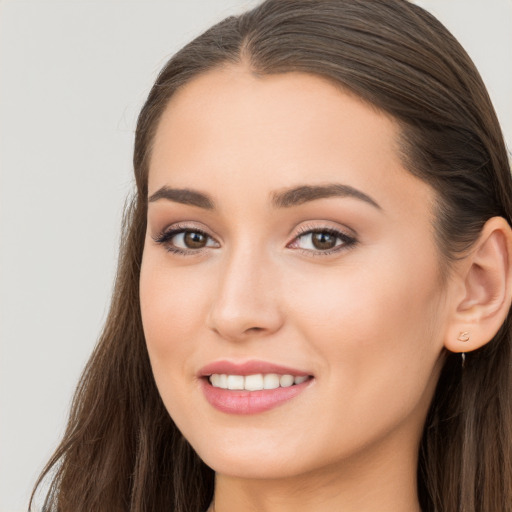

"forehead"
[151,65,398,166]
[148,65,433,218]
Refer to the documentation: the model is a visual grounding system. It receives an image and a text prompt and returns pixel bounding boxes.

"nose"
[206,246,284,342]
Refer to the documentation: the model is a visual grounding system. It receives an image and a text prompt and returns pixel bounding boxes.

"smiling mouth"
[208,373,311,391]
[201,373,314,414]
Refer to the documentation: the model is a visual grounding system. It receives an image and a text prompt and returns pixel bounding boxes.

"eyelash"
[152,223,358,257]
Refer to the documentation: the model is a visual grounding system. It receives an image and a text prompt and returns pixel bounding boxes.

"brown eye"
[183,231,208,249]
[153,227,219,254]
[291,228,357,254]
[311,232,337,250]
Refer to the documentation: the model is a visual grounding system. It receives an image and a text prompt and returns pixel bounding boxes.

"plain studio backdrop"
[0,1,510,510]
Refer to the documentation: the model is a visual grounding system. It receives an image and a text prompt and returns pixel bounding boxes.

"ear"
[444,216,512,354]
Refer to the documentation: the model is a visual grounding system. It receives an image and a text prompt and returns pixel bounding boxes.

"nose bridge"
[207,239,283,340]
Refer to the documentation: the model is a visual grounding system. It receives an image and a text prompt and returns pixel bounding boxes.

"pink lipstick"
[199,360,313,415]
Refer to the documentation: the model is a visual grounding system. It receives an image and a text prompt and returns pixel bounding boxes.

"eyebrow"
[148,183,381,210]
[148,187,215,209]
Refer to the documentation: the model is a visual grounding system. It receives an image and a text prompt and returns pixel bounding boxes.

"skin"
[139,65,469,512]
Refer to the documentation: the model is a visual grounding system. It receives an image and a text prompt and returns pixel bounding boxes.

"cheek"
[141,273,193,347]
[139,254,211,392]
[285,244,445,393]
[274,251,445,461]
[140,250,212,338]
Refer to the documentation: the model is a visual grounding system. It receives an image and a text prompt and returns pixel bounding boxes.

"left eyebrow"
[147,183,381,211]
[271,183,382,210]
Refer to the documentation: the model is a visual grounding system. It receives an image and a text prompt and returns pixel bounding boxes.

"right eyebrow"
[148,186,215,209]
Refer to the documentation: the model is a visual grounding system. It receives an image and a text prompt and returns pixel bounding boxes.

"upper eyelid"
[156,222,352,239]
[153,225,219,244]
[292,222,357,239]
[154,222,218,238]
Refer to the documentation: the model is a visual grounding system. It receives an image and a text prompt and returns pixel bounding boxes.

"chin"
[182,423,326,480]
[198,447,309,480]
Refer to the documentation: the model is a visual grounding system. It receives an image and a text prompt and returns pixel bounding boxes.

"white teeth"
[227,375,244,390]
[244,374,264,391]
[218,374,228,388]
[263,373,280,389]
[209,373,309,390]
[280,374,294,387]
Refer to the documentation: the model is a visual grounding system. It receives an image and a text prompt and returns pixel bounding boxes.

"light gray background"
[0,1,510,511]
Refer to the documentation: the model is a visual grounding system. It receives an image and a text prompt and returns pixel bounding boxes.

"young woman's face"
[140,66,450,479]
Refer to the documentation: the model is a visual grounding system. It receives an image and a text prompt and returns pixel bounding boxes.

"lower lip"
[201,378,312,415]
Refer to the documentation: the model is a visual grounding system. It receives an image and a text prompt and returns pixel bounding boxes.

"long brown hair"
[31,1,512,511]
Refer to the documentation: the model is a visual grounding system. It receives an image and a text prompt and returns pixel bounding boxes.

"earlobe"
[444,216,512,354]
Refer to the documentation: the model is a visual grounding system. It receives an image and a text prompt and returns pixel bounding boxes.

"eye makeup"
[152,221,358,257]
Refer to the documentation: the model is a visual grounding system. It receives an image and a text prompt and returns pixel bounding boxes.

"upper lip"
[198,360,312,377]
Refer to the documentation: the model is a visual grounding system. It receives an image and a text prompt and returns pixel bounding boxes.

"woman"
[31,0,512,511]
